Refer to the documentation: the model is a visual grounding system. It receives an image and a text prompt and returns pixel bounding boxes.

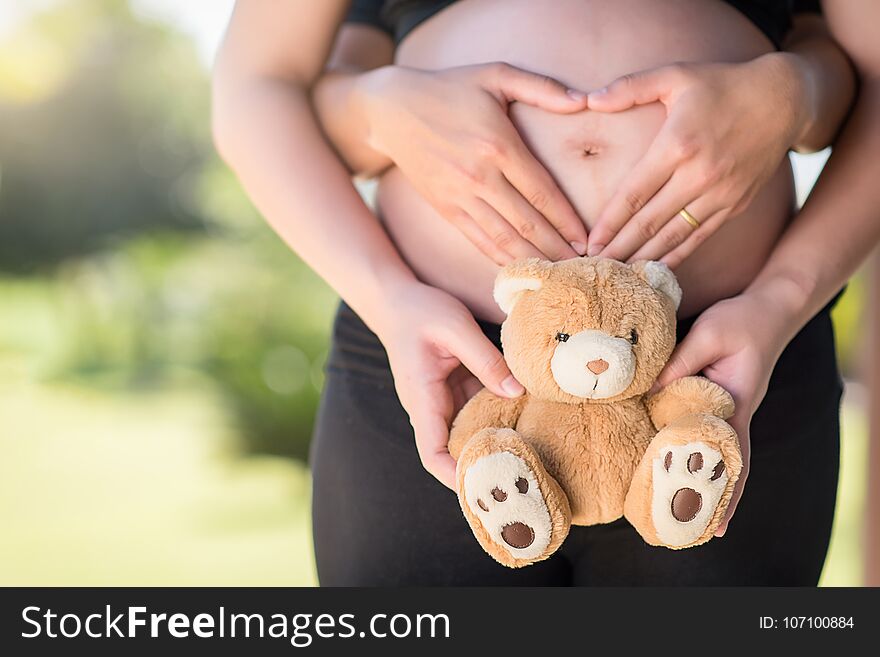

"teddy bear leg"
[624,413,742,549]
[456,427,571,568]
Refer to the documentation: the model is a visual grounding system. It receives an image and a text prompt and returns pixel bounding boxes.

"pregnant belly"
[377,0,796,322]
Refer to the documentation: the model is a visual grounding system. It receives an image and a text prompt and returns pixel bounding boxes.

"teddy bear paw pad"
[463,451,553,560]
[650,442,729,547]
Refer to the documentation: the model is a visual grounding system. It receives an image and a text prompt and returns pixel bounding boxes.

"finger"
[461,376,483,401]
[660,207,731,270]
[440,318,525,399]
[655,327,722,389]
[629,195,722,263]
[587,144,674,256]
[716,420,751,536]
[446,208,515,266]
[600,170,698,262]
[453,368,484,403]
[488,62,589,113]
[586,65,681,112]
[486,178,579,261]
[467,197,545,261]
[501,139,589,253]
[448,367,483,415]
[406,386,457,489]
[716,454,749,536]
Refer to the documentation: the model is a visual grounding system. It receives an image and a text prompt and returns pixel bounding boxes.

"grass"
[0,378,317,586]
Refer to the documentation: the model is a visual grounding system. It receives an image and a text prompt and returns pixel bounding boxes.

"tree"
[0,0,209,271]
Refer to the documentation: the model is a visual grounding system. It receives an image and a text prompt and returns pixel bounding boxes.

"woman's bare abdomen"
[377,0,795,322]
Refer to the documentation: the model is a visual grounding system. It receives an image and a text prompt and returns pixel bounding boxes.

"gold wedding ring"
[678,208,700,229]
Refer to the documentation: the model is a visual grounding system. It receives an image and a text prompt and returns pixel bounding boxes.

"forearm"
[213,76,415,334]
[312,23,395,177]
[781,14,856,152]
[745,78,880,339]
[313,67,394,176]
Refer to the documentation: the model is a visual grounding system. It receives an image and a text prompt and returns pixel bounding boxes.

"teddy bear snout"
[550,329,636,399]
[587,359,609,375]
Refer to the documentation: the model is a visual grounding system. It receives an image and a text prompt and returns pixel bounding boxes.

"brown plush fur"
[450,257,742,567]
[647,376,735,429]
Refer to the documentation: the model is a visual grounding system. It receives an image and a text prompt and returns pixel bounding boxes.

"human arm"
[313,22,395,176]
[744,0,880,335]
[586,13,856,265]
[212,1,524,488]
[654,0,880,535]
[312,38,592,263]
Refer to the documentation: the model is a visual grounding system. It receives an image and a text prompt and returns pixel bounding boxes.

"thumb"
[587,66,675,112]
[655,327,720,389]
[447,319,525,399]
[487,63,588,113]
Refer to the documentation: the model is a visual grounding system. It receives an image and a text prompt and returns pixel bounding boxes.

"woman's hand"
[357,63,590,264]
[585,54,811,267]
[373,281,524,489]
[653,285,799,535]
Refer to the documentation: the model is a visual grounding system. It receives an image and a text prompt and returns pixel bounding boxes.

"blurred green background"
[0,0,869,586]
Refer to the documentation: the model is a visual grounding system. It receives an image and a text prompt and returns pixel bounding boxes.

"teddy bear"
[448,256,742,568]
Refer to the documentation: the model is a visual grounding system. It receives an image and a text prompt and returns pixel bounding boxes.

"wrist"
[756,51,815,150]
[353,65,400,154]
[359,271,424,338]
[743,269,817,346]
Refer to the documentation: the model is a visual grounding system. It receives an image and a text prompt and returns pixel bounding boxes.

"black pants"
[311,302,842,586]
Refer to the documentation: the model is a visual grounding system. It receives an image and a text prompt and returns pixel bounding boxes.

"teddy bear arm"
[448,389,526,460]
[646,376,734,430]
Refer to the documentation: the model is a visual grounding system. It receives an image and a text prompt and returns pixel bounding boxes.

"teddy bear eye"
[555,332,570,343]
[629,329,639,345]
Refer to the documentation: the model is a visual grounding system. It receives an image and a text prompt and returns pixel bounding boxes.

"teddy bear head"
[495,257,680,404]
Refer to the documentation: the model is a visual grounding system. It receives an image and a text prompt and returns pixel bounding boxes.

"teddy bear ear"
[493,258,550,314]
[632,260,682,310]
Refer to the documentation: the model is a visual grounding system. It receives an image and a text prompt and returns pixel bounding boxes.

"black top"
[346,0,821,50]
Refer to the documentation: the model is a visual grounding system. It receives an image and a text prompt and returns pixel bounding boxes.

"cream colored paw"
[651,441,729,547]
[463,451,552,561]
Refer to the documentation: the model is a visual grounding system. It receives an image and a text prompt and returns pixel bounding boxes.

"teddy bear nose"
[587,359,609,375]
